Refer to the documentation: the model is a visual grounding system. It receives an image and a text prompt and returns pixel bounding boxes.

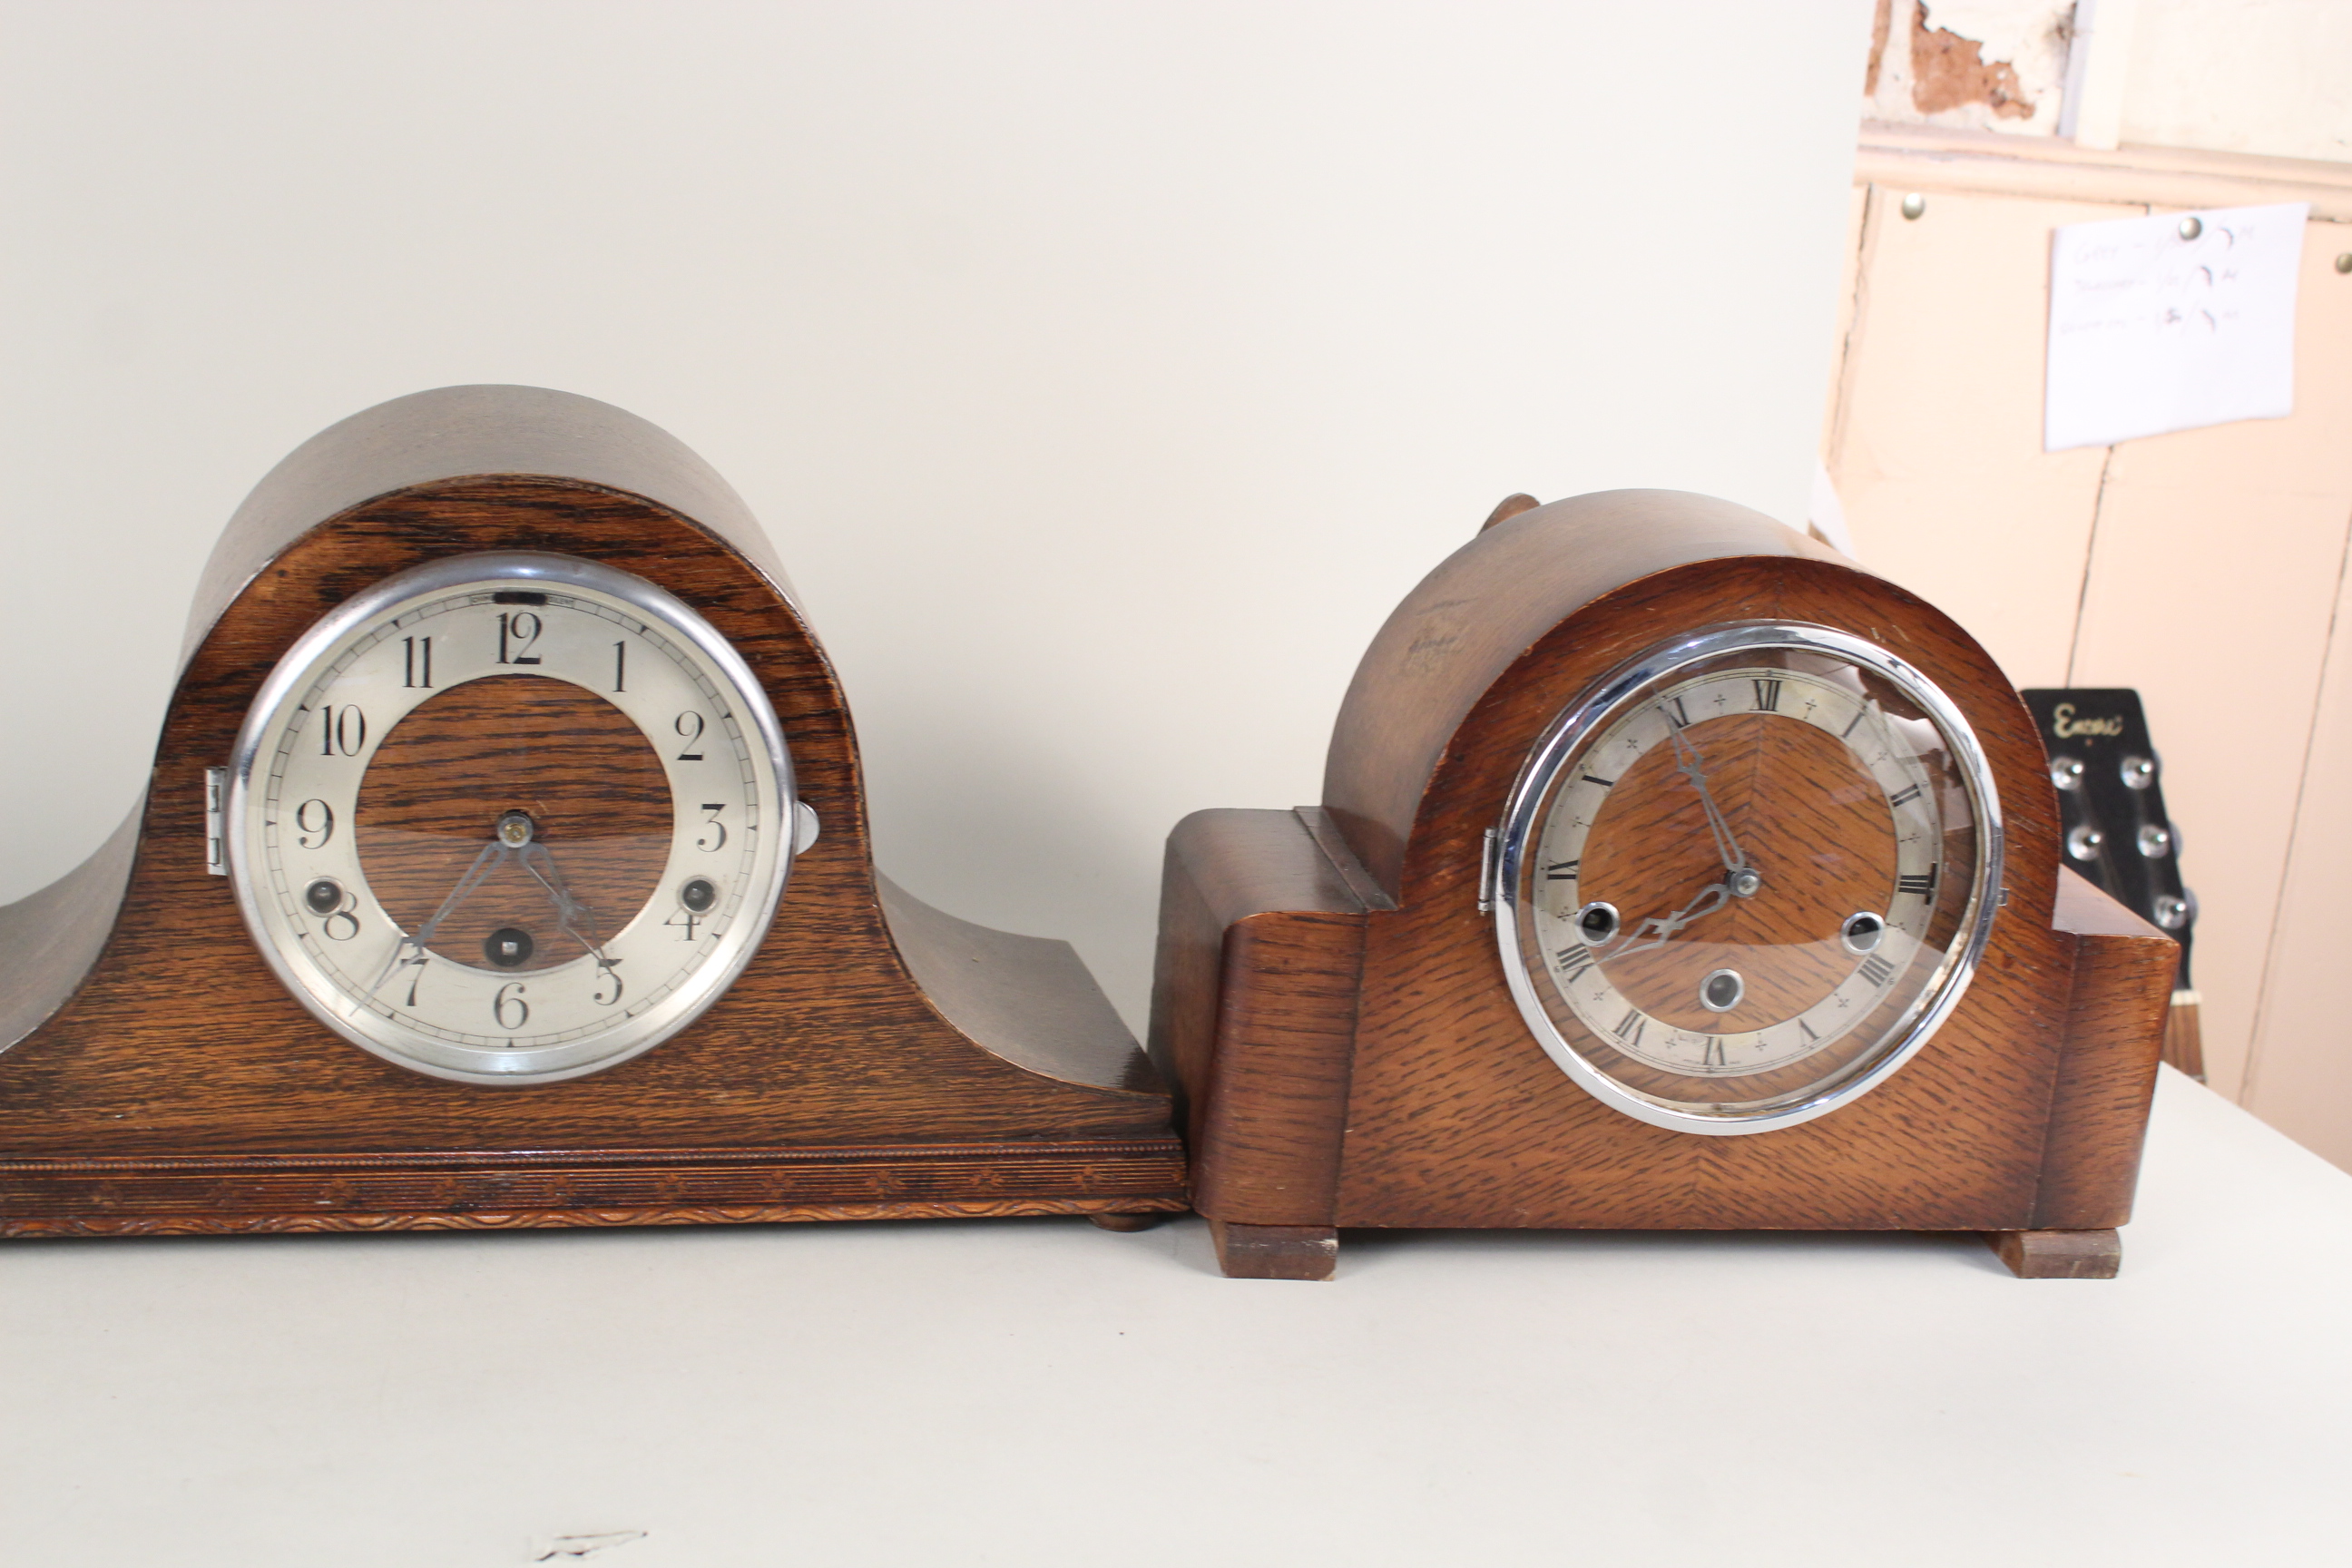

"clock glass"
[1495,623,2003,1133]
[226,553,797,1084]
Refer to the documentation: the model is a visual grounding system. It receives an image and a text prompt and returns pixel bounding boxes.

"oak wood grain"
[1147,808,1370,1223]
[2031,870,2173,1229]
[1155,489,2176,1273]
[352,674,672,969]
[0,387,1183,1235]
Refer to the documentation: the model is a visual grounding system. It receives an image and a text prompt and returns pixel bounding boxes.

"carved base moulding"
[0,387,1185,1239]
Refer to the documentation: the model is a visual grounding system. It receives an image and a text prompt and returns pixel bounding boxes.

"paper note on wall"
[2044,201,2308,451]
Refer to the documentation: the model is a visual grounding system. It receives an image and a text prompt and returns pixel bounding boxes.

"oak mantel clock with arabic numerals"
[1150,489,2177,1281]
[0,385,1182,1237]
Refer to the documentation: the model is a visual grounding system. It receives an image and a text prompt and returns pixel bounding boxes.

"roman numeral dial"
[1513,652,1980,1111]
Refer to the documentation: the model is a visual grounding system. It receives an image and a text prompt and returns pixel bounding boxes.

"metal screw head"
[2178,215,2203,240]
[1728,867,1763,898]
[496,809,535,848]
[1900,191,1926,220]
[2337,253,2352,275]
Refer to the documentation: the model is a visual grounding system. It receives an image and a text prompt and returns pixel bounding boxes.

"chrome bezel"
[1491,622,2004,1136]
[226,552,798,1086]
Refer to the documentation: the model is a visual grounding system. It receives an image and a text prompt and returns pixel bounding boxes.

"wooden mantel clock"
[0,385,1183,1237]
[1150,490,2175,1280]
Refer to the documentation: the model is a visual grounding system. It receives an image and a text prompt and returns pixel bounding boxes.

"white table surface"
[5,1066,2349,1567]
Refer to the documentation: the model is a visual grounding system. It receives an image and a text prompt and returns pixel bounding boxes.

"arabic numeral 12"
[495,612,543,665]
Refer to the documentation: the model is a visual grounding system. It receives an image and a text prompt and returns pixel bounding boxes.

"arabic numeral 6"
[493,982,530,1031]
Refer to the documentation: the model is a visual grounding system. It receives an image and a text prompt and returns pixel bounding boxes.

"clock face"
[1494,624,2002,1133]
[226,553,797,1084]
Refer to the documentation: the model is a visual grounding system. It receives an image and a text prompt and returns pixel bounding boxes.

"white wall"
[0,0,1871,1028]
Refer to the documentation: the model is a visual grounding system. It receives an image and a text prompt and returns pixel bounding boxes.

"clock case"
[1150,491,2175,1280]
[0,386,1184,1237]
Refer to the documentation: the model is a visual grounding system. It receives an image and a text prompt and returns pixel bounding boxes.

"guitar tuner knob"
[2065,825,2104,861]
[2121,755,2157,789]
[2136,824,2172,859]
[2050,756,2085,790]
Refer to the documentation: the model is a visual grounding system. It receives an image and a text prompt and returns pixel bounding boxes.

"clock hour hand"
[1610,878,1732,958]
[515,839,612,965]
[367,834,508,995]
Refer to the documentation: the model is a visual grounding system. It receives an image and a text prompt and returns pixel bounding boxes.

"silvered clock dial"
[1494,622,2004,1133]
[226,551,803,1084]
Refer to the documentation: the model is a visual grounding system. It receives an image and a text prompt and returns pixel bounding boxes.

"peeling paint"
[1912,9,2040,118]
[1863,0,2074,136]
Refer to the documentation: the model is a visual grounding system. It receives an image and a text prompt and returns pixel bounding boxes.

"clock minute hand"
[366,836,508,995]
[1668,721,1749,880]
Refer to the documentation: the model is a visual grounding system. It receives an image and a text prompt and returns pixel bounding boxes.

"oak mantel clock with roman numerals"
[1150,489,2177,1281]
[0,385,1182,1237]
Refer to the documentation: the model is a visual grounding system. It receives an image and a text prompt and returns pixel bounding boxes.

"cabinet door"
[1827,183,2138,688]
[2073,223,2352,1105]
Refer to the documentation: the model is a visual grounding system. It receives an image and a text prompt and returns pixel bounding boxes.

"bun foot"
[1210,1220,1337,1280]
[1088,1211,1163,1232]
[1984,1228,2122,1278]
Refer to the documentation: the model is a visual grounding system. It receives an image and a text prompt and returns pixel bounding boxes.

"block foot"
[1984,1228,2122,1279]
[1210,1220,1337,1280]
[1088,1211,1163,1232]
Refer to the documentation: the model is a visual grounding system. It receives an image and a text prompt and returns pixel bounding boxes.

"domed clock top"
[0,386,1184,1239]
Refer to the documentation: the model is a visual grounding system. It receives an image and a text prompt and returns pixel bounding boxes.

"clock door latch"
[204,766,228,876]
[1477,828,1499,916]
